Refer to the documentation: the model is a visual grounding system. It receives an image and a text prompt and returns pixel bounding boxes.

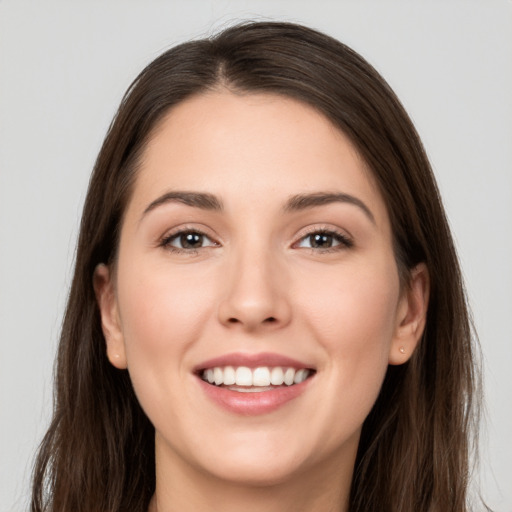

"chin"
[202,455,305,487]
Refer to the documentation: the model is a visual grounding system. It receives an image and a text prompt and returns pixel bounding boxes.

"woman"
[31,21,481,512]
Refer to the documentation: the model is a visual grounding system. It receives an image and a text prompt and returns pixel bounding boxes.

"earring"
[399,346,406,354]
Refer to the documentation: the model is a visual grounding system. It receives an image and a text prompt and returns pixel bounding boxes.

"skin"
[94,91,429,512]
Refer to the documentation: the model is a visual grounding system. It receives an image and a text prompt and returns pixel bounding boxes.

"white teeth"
[284,367,295,386]
[213,367,223,385]
[201,366,312,387]
[252,367,271,386]
[223,366,236,385]
[235,367,253,386]
[294,368,309,384]
[270,367,284,385]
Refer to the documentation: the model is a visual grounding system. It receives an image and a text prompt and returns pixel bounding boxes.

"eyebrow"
[284,192,375,224]
[142,191,223,219]
[141,190,375,224]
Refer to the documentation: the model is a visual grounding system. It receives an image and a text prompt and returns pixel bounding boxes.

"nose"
[217,248,292,332]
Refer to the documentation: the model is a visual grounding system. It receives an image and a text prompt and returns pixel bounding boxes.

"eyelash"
[159,228,217,255]
[159,227,353,255]
[294,228,353,253]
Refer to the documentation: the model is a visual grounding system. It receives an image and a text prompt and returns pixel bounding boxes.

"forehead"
[128,90,388,224]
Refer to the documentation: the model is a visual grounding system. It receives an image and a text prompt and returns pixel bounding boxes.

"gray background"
[1,1,511,510]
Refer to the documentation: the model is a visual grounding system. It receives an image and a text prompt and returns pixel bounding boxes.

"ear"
[93,263,127,369]
[388,263,430,365]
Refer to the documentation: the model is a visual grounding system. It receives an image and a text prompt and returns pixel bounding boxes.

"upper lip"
[194,352,314,372]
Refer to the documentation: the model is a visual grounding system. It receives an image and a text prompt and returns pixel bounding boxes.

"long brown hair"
[31,21,482,511]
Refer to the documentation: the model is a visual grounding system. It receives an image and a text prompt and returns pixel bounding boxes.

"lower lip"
[197,376,313,415]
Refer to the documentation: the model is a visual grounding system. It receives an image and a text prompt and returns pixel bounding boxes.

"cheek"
[115,256,218,377]
[297,258,399,413]
[113,256,223,433]
[300,259,399,347]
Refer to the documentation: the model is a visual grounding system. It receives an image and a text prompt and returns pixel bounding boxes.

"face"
[95,91,427,489]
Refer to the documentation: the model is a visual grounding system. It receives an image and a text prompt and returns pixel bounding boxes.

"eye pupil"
[180,232,203,248]
[311,233,333,248]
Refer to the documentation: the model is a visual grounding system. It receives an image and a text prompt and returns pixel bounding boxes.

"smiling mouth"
[200,366,315,392]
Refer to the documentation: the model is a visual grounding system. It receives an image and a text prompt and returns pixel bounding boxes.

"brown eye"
[296,230,353,250]
[179,232,204,249]
[309,233,335,248]
[163,230,217,251]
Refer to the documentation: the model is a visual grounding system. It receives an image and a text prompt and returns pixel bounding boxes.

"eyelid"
[157,223,352,254]
[292,225,354,251]
[159,225,221,253]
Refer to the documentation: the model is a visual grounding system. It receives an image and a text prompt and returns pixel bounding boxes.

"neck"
[148,437,355,512]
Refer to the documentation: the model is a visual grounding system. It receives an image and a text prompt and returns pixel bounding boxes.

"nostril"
[226,316,277,325]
